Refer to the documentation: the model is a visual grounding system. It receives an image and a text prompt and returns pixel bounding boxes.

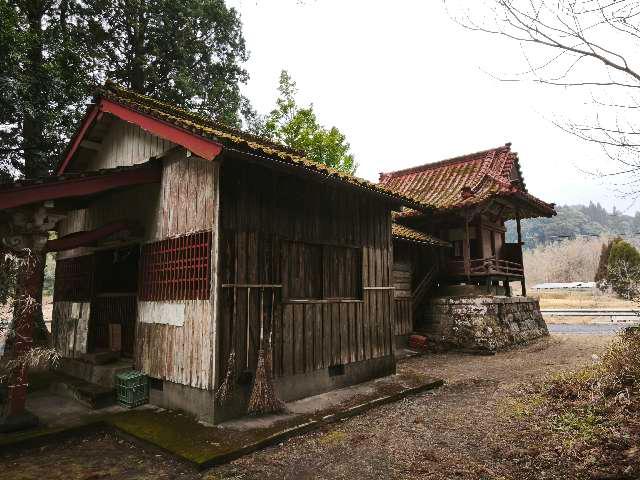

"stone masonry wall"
[421,296,549,353]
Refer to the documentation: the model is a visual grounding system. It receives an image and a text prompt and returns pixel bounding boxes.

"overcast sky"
[228,0,637,214]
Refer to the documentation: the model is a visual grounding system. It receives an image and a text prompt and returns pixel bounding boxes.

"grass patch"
[509,326,640,477]
[550,407,606,442]
[500,394,545,419]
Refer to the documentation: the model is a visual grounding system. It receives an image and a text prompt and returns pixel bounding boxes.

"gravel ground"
[0,334,612,480]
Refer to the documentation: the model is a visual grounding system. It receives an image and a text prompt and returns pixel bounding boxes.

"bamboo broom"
[247,288,285,415]
[215,286,237,405]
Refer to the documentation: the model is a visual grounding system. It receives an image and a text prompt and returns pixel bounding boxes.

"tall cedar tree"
[87,0,251,126]
[0,0,250,344]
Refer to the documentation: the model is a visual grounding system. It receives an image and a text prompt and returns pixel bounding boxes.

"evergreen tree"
[87,0,251,127]
[1,0,251,344]
[607,240,640,299]
[595,237,622,287]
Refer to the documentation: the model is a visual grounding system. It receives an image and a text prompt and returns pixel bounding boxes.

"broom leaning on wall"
[248,288,285,415]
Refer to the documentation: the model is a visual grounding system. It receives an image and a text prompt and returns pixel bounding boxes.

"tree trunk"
[19,3,50,345]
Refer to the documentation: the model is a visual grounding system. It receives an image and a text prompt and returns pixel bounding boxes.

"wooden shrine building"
[0,83,434,423]
[0,83,555,424]
[380,144,556,296]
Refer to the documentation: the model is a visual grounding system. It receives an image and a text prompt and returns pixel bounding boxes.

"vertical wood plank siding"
[53,121,219,390]
[135,157,219,390]
[218,159,395,381]
[391,241,440,336]
[86,118,174,171]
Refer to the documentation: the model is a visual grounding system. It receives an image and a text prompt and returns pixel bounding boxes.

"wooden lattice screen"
[54,255,94,301]
[139,231,212,301]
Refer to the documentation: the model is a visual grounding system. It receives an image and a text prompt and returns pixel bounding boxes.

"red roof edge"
[57,98,224,175]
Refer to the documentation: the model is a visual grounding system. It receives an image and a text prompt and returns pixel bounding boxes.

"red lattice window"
[139,231,212,301]
[54,255,94,301]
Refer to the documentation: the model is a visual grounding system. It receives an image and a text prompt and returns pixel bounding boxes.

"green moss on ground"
[105,409,307,464]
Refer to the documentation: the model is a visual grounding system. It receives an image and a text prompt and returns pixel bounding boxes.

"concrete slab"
[2,371,443,469]
[26,390,126,429]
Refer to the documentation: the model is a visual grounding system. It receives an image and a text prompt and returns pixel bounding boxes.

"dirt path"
[1,334,611,480]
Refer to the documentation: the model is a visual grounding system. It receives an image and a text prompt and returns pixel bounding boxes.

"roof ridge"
[92,82,436,212]
[100,81,307,158]
[379,143,512,181]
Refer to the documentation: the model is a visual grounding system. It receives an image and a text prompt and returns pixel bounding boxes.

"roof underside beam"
[45,220,139,252]
[0,163,161,210]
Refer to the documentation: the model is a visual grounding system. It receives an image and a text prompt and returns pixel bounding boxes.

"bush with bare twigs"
[523,236,605,285]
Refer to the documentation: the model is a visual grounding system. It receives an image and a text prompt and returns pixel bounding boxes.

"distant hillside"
[506,202,640,248]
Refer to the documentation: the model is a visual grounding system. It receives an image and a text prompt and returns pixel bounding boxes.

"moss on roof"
[98,82,434,212]
[392,223,449,247]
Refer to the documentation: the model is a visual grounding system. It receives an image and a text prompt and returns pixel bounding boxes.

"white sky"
[228,0,638,214]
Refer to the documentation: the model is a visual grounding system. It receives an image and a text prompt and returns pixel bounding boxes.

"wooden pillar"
[504,278,511,297]
[516,211,526,296]
[463,217,470,278]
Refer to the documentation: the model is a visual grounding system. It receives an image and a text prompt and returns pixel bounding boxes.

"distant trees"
[258,70,356,174]
[523,236,603,285]
[507,204,640,247]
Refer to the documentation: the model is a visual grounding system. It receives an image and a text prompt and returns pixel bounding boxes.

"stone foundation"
[420,296,548,353]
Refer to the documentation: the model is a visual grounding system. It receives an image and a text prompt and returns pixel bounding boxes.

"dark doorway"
[89,245,139,357]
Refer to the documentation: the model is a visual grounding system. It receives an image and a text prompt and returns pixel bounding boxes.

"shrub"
[546,326,640,406]
[594,236,622,288]
[607,240,640,298]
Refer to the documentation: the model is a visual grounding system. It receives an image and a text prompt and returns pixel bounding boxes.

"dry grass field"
[531,290,634,309]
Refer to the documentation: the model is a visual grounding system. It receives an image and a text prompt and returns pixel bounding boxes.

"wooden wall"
[86,118,174,171]
[217,158,395,383]
[54,125,221,390]
[135,155,220,390]
[392,240,441,337]
[392,257,413,336]
[136,300,214,389]
[394,297,413,336]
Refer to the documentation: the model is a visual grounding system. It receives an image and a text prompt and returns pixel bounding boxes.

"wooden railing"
[447,256,524,277]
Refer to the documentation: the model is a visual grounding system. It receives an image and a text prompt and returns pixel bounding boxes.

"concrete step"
[50,377,116,410]
[57,357,133,389]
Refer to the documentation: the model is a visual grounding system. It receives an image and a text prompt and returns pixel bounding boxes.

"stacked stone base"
[420,296,548,353]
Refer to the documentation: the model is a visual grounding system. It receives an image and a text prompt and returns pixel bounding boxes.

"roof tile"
[379,144,555,218]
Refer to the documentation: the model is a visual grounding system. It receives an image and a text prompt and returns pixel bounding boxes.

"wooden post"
[463,217,471,278]
[516,211,526,296]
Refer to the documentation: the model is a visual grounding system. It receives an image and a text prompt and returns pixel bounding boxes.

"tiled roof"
[392,223,449,247]
[378,144,555,219]
[89,82,434,212]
